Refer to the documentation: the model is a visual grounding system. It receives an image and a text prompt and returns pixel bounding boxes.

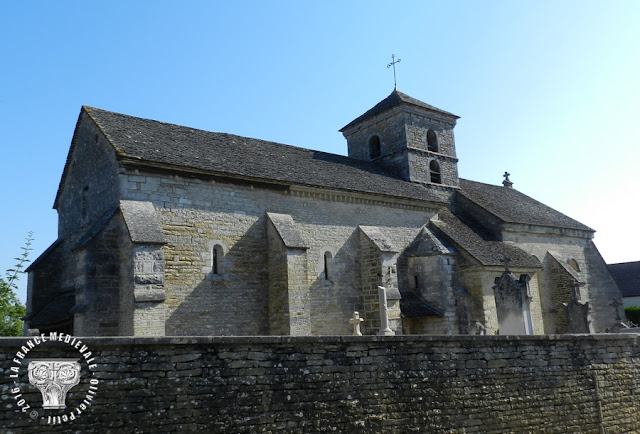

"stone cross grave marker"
[349,311,364,336]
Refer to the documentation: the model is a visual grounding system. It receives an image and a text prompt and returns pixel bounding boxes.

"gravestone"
[493,258,532,335]
[564,285,592,333]
[349,311,364,336]
[377,286,395,336]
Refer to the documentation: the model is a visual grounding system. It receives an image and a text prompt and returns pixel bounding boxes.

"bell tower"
[340,89,460,189]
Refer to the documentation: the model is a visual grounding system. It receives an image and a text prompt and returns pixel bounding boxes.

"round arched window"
[427,129,438,152]
[212,244,224,275]
[368,135,381,159]
[430,160,441,184]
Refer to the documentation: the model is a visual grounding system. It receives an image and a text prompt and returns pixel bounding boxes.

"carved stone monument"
[493,258,532,335]
[377,286,395,336]
[28,359,81,409]
[563,284,592,333]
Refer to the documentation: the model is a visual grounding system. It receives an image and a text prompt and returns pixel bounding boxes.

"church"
[25,88,623,336]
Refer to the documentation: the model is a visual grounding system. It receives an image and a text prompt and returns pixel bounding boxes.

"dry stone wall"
[2,334,640,433]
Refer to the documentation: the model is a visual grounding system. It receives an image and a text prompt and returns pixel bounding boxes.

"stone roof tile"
[121,200,167,245]
[459,179,593,232]
[82,106,448,205]
[359,226,398,253]
[430,209,541,268]
[404,226,455,257]
[266,213,308,249]
[608,261,640,297]
[547,251,587,284]
[29,292,74,326]
[400,290,442,318]
[340,88,459,131]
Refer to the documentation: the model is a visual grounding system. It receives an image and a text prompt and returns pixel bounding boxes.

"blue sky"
[2,1,639,303]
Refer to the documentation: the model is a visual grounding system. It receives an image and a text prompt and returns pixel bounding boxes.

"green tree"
[0,232,32,336]
[625,306,640,327]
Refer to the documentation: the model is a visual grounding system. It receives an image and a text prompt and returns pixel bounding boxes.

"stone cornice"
[406,146,459,162]
[287,185,443,213]
[502,223,594,240]
[119,162,447,213]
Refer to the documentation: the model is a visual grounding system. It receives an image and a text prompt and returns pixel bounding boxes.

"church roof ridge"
[339,88,459,132]
[458,178,593,233]
[73,106,449,205]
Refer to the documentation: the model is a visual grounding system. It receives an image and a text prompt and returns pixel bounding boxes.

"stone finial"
[349,311,364,336]
[502,172,513,188]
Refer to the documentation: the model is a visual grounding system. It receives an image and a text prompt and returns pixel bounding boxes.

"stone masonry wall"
[267,222,291,335]
[342,105,459,188]
[406,255,460,334]
[549,257,577,334]
[458,266,545,336]
[1,334,640,433]
[57,113,121,239]
[26,242,65,325]
[120,169,437,336]
[30,113,122,334]
[266,219,311,336]
[344,108,408,161]
[502,230,622,333]
[74,216,123,336]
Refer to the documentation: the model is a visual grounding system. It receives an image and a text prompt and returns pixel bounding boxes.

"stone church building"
[26,89,622,336]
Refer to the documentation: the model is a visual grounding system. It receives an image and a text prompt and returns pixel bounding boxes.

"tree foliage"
[624,306,640,327]
[0,232,32,336]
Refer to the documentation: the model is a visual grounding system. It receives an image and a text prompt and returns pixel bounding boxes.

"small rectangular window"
[81,187,89,221]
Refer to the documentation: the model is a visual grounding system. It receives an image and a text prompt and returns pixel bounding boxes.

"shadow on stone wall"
[165,219,269,336]
[1,334,639,432]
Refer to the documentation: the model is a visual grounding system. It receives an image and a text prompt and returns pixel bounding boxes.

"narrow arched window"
[323,251,333,281]
[430,160,441,184]
[427,129,438,152]
[369,135,381,159]
[212,244,223,275]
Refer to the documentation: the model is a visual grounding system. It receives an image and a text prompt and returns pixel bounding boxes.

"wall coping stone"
[2,333,638,347]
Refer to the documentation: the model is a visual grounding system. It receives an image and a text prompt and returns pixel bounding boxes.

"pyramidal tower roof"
[340,88,459,132]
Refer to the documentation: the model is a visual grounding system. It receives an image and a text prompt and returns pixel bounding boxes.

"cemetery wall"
[2,334,640,433]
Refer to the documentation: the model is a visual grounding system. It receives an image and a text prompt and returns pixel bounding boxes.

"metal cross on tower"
[387,54,401,88]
